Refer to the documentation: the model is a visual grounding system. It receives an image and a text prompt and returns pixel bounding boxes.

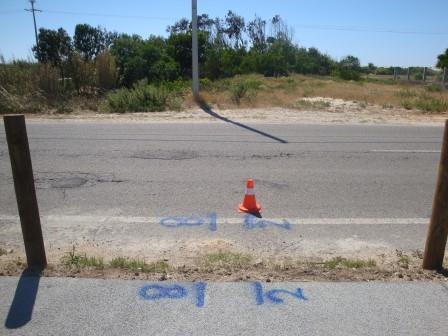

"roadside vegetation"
[60,247,170,274]
[0,248,7,257]
[1,12,447,114]
[1,246,446,281]
[197,74,448,112]
[324,256,376,269]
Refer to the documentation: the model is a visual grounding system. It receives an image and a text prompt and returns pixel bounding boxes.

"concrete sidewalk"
[1,276,447,335]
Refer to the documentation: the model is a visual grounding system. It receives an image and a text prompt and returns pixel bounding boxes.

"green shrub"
[414,95,448,112]
[229,81,248,104]
[106,81,171,112]
[332,68,361,81]
[425,83,443,93]
[401,93,448,112]
[200,77,213,90]
[229,78,262,104]
[397,89,418,98]
[414,73,423,81]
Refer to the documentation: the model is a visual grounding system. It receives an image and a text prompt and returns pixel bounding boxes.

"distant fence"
[367,67,447,87]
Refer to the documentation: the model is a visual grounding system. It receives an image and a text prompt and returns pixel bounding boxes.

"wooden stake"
[4,114,47,268]
[423,120,448,270]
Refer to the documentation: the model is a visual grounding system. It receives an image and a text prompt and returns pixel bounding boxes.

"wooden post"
[443,67,447,87]
[393,67,397,81]
[407,68,411,81]
[423,120,448,270]
[423,67,427,82]
[3,115,47,268]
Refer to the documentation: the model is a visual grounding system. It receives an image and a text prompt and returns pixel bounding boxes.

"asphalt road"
[0,121,443,218]
[0,121,445,257]
[1,276,448,335]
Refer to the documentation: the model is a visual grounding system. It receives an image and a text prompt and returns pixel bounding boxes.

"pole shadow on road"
[4,268,42,329]
[199,101,288,144]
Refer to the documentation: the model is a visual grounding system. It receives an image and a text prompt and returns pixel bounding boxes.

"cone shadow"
[245,211,262,218]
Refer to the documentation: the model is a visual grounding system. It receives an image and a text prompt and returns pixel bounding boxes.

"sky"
[0,0,447,67]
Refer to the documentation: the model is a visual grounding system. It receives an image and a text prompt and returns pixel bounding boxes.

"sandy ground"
[21,98,447,125]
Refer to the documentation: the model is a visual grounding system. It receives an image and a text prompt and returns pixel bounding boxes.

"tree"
[33,28,72,77]
[247,15,267,53]
[270,15,293,42]
[224,10,246,49]
[335,55,361,80]
[366,62,377,74]
[110,34,180,86]
[166,18,190,34]
[110,34,145,85]
[167,32,208,78]
[261,38,296,77]
[74,24,113,60]
[436,48,448,69]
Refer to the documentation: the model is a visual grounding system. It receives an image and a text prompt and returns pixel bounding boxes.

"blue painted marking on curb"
[253,282,308,305]
[194,282,207,308]
[253,282,265,305]
[139,284,187,301]
[139,282,308,307]
[265,288,307,304]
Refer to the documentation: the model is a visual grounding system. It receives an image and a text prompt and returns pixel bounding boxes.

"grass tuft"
[109,257,169,273]
[324,256,376,269]
[294,99,331,109]
[61,247,104,269]
[0,247,7,256]
[204,251,252,269]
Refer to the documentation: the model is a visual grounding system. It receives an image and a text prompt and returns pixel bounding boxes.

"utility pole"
[191,0,199,99]
[25,0,42,60]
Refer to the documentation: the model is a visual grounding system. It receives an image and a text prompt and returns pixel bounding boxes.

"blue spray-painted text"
[138,282,307,308]
[243,215,291,230]
[139,283,207,308]
[160,213,217,231]
[159,213,291,232]
[253,282,307,305]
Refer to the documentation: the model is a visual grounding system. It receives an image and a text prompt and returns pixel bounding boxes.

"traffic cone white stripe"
[245,188,255,195]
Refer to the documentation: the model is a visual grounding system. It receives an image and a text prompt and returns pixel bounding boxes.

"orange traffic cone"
[238,179,262,214]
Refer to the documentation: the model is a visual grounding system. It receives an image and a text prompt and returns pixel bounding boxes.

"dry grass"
[192,74,448,112]
[2,247,448,282]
